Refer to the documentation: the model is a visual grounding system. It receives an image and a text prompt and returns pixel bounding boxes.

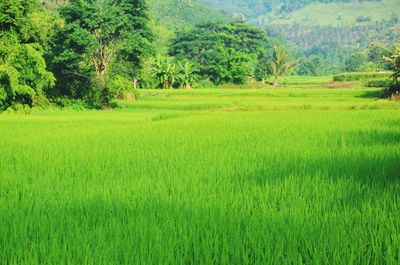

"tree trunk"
[273,76,279,88]
[97,68,110,107]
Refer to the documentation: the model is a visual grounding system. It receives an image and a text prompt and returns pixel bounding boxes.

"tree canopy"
[170,22,269,85]
[0,0,55,110]
[50,0,153,107]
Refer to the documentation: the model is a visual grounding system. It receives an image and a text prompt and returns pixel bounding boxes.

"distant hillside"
[149,0,231,31]
[198,0,400,73]
[199,0,371,20]
[148,0,232,53]
[262,0,400,26]
[257,0,400,57]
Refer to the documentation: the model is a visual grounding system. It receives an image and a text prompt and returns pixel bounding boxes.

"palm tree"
[384,47,400,84]
[267,46,296,88]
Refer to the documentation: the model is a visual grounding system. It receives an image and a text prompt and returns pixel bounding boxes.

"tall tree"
[51,0,152,107]
[170,22,267,85]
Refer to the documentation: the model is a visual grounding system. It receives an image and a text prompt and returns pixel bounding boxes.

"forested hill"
[197,0,400,74]
[199,0,400,20]
[149,0,231,29]
[148,0,232,53]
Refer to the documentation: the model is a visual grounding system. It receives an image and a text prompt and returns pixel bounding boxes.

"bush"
[32,95,51,108]
[108,75,133,99]
[0,44,55,111]
[4,103,31,114]
[381,83,400,99]
[196,79,217,89]
[0,65,19,110]
[51,97,87,110]
[333,72,392,81]
[365,79,392,88]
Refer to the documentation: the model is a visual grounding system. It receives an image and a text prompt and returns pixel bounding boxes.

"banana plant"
[177,60,197,89]
[152,55,177,89]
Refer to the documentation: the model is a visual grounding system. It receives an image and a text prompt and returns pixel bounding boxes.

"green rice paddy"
[0,87,399,264]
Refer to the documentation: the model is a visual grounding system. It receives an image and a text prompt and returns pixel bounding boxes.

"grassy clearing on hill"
[0,87,399,264]
[267,0,400,26]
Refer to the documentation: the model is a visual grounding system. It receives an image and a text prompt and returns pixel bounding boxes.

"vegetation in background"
[170,22,269,85]
[49,0,153,108]
[383,47,400,98]
[0,0,55,111]
[385,47,400,83]
[2,0,400,106]
[147,0,233,57]
[333,72,392,82]
[151,55,177,89]
[258,1,400,75]
[198,0,381,19]
[264,46,296,87]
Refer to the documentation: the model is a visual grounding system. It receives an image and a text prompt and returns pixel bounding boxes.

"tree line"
[0,0,296,110]
[1,0,397,112]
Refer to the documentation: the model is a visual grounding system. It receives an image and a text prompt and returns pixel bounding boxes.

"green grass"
[1,88,399,264]
[280,75,333,85]
[267,0,400,26]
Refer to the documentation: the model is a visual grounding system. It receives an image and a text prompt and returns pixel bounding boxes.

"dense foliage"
[170,22,269,85]
[49,0,153,107]
[202,0,399,75]
[0,0,55,111]
[382,47,400,97]
[263,1,400,75]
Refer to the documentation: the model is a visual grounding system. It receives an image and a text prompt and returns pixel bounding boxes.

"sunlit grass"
[0,88,399,264]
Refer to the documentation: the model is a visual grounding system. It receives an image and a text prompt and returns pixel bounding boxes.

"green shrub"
[4,103,31,114]
[108,75,133,99]
[365,79,392,87]
[333,72,392,81]
[51,97,87,110]
[0,65,19,110]
[380,83,400,98]
[0,44,55,111]
[196,79,217,89]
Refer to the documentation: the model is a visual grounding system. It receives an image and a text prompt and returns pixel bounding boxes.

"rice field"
[0,87,399,264]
